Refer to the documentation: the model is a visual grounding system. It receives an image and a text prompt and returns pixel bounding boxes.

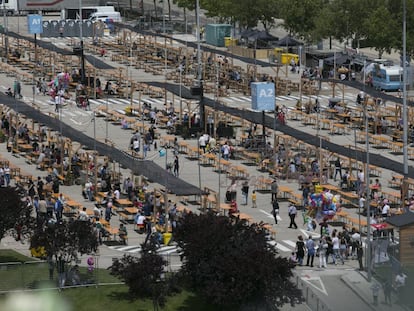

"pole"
[197,138,202,207]
[79,0,85,83]
[33,33,37,106]
[402,0,409,204]
[3,1,7,64]
[105,91,109,142]
[354,128,361,237]
[179,66,182,121]
[93,111,96,152]
[299,45,302,104]
[195,0,203,128]
[364,100,371,282]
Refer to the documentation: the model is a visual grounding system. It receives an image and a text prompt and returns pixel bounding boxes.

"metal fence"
[0,252,182,293]
[295,275,331,311]
[40,20,105,38]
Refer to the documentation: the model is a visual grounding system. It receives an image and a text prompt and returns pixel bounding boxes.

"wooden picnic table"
[214,158,231,173]
[232,212,253,221]
[115,199,134,209]
[18,144,33,152]
[200,153,216,166]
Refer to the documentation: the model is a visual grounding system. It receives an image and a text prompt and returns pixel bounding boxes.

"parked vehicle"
[370,63,403,91]
[0,0,18,15]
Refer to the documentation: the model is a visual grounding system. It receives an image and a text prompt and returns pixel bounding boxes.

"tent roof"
[276,35,303,47]
[240,29,278,42]
[386,212,414,228]
[323,53,351,66]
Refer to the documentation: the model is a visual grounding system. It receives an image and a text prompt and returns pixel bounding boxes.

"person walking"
[305,235,315,267]
[288,203,298,229]
[271,199,279,224]
[241,181,249,205]
[271,179,278,201]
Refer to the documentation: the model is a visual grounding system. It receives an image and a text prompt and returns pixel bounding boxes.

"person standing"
[271,179,279,202]
[271,199,279,224]
[333,158,342,181]
[295,235,306,266]
[356,241,364,270]
[383,280,392,306]
[371,282,380,306]
[305,235,315,267]
[332,231,344,265]
[241,181,249,205]
[288,203,298,229]
[318,236,328,268]
[198,134,206,153]
[173,155,179,177]
[251,190,257,208]
[47,255,55,281]
[57,256,66,288]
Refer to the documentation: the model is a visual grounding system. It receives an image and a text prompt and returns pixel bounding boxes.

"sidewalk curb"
[340,272,376,311]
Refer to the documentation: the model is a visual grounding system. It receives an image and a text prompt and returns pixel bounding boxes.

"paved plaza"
[0,16,411,311]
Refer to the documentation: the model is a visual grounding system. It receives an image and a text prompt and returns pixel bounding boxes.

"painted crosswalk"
[106,229,324,256]
[108,244,181,255]
[221,93,357,107]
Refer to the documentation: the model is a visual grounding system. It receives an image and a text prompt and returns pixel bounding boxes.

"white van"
[89,11,122,23]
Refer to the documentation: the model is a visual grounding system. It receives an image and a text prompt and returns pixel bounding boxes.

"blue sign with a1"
[27,14,43,34]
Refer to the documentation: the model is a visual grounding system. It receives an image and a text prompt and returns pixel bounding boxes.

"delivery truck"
[0,0,19,15]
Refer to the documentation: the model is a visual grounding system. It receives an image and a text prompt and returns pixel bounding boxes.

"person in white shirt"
[395,271,407,288]
[382,202,390,219]
[113,189,120,200]
[198,135,206,153]
[331,232,344,265]
[222,142,230,160]
[78,207,89,221]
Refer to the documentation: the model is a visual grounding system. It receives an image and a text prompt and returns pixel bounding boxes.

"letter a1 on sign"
[251,82,275,111]
[27,14,43,34]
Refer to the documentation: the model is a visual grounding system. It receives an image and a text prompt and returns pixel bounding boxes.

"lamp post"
[364,98,371,282]
[3,1,8,64]
[79,0,85,83]
[402,0,409,205]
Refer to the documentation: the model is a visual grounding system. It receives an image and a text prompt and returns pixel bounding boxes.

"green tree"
[363,6,399,58]
[30,219,98,262]
[109,242,171,310]
[0,186,36,242]
[279,0,324,42]
[174,212,302,310]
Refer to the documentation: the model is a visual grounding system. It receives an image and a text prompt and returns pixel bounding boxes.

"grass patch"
[0,250,33,263]
[61,286,218,311]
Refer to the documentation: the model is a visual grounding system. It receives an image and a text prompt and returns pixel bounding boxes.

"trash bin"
[224,37,232,47]
[163,233,172,245]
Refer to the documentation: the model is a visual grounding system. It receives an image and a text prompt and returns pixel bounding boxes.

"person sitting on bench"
[341,171,351,189]
[118,224,128,244]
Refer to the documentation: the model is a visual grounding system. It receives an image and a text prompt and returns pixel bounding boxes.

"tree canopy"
[0,186,36,242]
[109,241,175,309]
[30,219,99,262]
[174,212,301,310]
[172,0,414,59]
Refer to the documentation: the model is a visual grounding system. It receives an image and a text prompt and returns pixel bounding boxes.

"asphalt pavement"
[0,21,410,311]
